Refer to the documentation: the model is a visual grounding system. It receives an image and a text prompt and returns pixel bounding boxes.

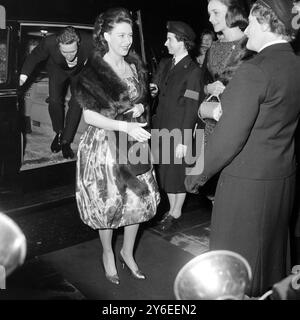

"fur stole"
[75,48,149,122]
[75,49,151,197]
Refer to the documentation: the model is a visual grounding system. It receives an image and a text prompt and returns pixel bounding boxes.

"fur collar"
[75,48,149,120]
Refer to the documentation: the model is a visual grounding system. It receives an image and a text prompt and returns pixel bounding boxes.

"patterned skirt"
[76,126,160,230]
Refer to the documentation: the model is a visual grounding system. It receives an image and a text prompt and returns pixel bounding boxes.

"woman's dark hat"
[167,21,196,41]
[255,0,297,32]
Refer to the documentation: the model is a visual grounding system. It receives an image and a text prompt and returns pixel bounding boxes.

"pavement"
[0,192,212,300]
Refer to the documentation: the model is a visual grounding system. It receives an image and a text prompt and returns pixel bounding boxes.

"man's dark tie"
[171,57,176,70]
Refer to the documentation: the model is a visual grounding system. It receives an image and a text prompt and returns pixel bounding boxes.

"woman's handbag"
[198,94,222,122]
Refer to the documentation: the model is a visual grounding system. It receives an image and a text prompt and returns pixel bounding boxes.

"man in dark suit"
[150,21,204,231]
[185,0,300,297]
[20,26,93,159]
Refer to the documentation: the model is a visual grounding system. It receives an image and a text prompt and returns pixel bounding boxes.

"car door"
[0,22,21,189]
[18,22,93,172]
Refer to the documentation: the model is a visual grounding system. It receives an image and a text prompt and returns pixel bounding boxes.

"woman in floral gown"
[74,8,160,285]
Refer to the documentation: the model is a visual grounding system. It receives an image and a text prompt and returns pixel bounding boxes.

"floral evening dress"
[76,69,160,230]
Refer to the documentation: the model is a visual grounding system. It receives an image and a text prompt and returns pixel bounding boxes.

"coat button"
[200,175,208,183]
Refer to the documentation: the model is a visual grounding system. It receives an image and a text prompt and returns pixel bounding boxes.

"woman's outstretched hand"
[126,122,151,142]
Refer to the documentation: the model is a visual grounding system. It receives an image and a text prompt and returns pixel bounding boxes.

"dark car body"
[0,16,94,196]
[0,21,19,184]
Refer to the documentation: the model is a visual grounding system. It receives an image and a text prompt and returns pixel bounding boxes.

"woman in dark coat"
[75,8,160,285]
[151,21,204,230]
[186,0,300,297]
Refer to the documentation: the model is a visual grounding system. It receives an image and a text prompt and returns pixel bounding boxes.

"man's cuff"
[20,74,28,82]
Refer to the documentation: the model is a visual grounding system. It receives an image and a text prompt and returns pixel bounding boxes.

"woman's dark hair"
[200,29,216,43]
[174,34,195,51]
[93,7,133,55]
[251,3,294,41]
[209,0,249,31]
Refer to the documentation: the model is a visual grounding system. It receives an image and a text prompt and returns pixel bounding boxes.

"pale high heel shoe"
[101,260,120,285]
[118,252,146,280]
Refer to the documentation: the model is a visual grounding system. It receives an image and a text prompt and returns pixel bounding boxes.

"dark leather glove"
[185,175,201,194]
[185,154,206,193]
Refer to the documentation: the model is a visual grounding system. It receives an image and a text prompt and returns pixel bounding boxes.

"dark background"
[1,0,253,25]
[1,0,255,60]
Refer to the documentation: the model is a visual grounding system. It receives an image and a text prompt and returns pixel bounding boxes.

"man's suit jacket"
[187,43,300,187]
[21,30,93,78]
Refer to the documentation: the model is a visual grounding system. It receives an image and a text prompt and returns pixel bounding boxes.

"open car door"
[0,6,93,214]
[0,6,21,191]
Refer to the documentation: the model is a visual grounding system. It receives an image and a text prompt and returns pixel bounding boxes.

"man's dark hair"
[56,26,81,45]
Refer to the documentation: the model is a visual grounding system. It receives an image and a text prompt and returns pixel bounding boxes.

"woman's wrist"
[204,85,208,95]
[117,120,128,133]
